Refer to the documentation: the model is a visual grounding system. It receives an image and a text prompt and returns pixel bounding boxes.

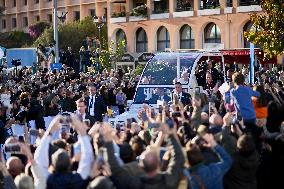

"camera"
[83,119,91,127]
[11,59,21,67]
[96,148,106,168]
[60,112,72,133]
[4,144,21,153]
[231,113,242,125]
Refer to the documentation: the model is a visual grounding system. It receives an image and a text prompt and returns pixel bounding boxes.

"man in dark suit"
[85,85,107,122]
[75,98,96,127]
[173,82,191,106]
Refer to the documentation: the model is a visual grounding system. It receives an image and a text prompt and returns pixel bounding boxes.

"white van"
[109,50,225,124]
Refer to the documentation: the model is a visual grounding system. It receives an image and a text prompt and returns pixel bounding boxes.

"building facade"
[0,0,263,53]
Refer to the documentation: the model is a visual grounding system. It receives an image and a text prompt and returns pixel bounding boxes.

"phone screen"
[166,118,174,129]
[18,136,24,143]
[141,111,148,122]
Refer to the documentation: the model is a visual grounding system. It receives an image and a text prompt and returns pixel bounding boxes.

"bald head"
[140,150,160,175]
[209,114,223,126]
[6,157,24,178]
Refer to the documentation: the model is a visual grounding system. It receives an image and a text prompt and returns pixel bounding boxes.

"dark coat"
[85,94,107,122]
[179,92,191,106]
[105,135,185,189]
[46,172,88,189]
[224,151,259,189]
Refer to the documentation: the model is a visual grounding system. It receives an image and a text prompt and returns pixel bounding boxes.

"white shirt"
[88,95,95,116]
[34,134,94,180]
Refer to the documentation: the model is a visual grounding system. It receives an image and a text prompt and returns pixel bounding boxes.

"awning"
[218,49,276,64]
[138,52,155,63]
[116,53,135,66]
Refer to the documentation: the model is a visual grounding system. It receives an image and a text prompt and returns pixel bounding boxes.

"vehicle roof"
[153,50,224,58]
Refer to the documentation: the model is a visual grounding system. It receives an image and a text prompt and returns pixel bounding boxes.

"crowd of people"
[0,59,283,189]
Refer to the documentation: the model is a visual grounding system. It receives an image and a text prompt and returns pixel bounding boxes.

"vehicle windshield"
[134,52,199,104]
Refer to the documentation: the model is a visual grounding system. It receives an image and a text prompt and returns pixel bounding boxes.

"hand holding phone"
[166,118,174,129]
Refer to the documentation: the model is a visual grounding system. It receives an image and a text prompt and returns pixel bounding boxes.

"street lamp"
[93,15,106,50]
[58,11,68,23]
[53,0,59,64]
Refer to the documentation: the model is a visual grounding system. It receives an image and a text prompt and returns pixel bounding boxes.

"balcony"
[198,8,221,16]
[150,10,169,20]
[237,0,261,12]
[33,3,39,10]
[173,7,194,18]
[20,5,28,12]
[224,7,233,14]
[110,12,126,23]
[129,4,147,22]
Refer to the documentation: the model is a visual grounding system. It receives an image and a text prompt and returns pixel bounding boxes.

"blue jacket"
[188,145,232,189]
[230,86,260,120]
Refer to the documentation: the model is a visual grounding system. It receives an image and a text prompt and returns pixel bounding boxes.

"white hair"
[14,173,34,189]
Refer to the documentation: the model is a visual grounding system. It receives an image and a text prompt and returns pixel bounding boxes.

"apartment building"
[0,0,99,33]
[0,0,263,54]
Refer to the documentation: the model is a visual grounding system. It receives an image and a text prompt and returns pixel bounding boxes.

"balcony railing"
[175,7,193,12]
[200,4,220,10]
[239,0,260,6]
[152,9,169,14]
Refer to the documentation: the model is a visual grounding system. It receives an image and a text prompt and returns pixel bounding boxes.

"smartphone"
[141,111,148,122]
[209,102,215,115]
[126,118,132,129]
[96,149,106,168]
[4,144,21,153]
[195,87,200,94]
[148,122,160,129]
[158,105,163,114]
[83,119,91,127]
[60,124,70,134]
[172,112,181,118]
[166,118,174,129]
[18,136,25,143]
[29,129,39,136]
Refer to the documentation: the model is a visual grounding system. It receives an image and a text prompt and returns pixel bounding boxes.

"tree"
[28,21,51,39]
[0,31,32,48]
[34,17,106,53]
[99,39,126,69]
[245,0,284,59]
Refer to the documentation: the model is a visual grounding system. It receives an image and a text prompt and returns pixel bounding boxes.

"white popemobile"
[109,50,226,125]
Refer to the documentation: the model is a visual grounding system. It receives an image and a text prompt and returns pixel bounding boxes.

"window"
[74,11,80,21]
[204,22,221,43]
[239,0,259,6]
[23,17,28,27]
[180,25,195,49]
[24,0,27,6]
[35,0,39,4]
[48,14,52,22]
[12,18,17,28]
[243,21,260,48]
[36,15,40,21]
[90,9,96,18]
[116,29,127,51]
[13,0,16,7]
[200,0,220,9]
[157,26,170,51]
[136,28,148,52]
[153,0,169,14]
[2,19,6,29]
